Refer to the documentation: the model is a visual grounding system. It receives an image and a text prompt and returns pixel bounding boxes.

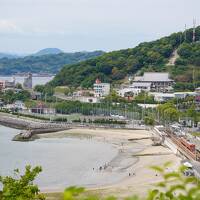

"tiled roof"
[134,72,173,82]
[131,82,151,87]
[143,72,171,82]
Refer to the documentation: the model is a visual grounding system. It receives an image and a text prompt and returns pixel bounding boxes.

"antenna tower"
[184,24,187,41]
[193,18,196,43]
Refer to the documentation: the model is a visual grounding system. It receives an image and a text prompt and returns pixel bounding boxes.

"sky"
[0,0,200,54]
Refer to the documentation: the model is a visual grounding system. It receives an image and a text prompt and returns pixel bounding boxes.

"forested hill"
[0,51,104,75]
[50,26,200,89]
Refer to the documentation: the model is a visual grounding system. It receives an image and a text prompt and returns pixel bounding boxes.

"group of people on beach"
[93,163,109,171]
[128,172,135,177]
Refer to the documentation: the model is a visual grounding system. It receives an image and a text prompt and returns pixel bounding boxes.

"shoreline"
[0,121,181,197]
[39,128,145,191]
[38,128,181,198]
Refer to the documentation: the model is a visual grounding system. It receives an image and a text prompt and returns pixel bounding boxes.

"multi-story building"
[131,82,151,92]
[93,79,110,97]
[23,73,32,89]
[133,72,174,92]
[0,78,15,90]
[0,80,5,90]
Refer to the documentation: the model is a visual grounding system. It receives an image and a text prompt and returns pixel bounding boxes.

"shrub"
[0,165,45,200]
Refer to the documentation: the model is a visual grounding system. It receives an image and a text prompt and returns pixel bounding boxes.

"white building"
[75,96,99,103]
[4,100,26,110]
[0,78,15,90]
[150,92,175,102]
[117,87,141,97]
[0,80,5,90]
[93,79,110,97]
[174,92,197,99]
[133,72,174,92]
[131,82,151,92]
[14,100,26,110]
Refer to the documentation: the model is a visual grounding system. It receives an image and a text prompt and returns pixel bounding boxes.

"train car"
[180,138,196,152]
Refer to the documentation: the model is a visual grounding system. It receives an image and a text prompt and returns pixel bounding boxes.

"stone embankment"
[0,113,70,141]
[0,113,70,129]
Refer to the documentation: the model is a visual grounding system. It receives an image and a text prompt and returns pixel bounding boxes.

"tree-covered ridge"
[0,51,104,75]
[50,26,200,88]
[176,42,200,66]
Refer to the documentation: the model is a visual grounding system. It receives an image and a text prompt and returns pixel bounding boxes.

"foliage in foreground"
[1,163,200,200]
[0,165,45,200]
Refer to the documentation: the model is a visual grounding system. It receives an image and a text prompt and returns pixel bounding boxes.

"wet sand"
[40,128,181,197]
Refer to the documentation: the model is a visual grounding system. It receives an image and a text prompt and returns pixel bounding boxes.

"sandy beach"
[40,128,181,198]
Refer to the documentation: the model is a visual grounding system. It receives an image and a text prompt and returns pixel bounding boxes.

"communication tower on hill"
[184,24,187,41]
[193,18,196,43]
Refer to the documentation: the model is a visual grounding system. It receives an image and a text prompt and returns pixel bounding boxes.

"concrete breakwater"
[0,113,71,141]
[12,128,68,141]
[0,114,70,130]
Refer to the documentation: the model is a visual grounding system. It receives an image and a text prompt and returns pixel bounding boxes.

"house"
[0,99,4,107]
[3,100,26,111]
[133,72,174,92]
[31,91,42,100]
[30,102,55,114]
[73,90,94,97]
[0,79,15,90]
[5,79,15,88]
[0,80,5,90]
[93,79,110,97]
[174,92,197,99]
[75,96,99,103]
[14,100,26,110]
[195,87,200,105]
[2,88,22,94]
[117,88,141,97]
[150,92,175,102]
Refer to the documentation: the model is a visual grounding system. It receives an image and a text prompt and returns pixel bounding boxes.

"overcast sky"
[0,0,200,54]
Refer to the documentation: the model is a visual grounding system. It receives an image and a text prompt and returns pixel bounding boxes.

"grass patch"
[54,86,69,94]
[191,132,200,137]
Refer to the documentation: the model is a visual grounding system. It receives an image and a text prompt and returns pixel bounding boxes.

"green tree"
[144,116,155,126]
[0,165,45,200]
[157,103,179,124]
[187,104,198,126]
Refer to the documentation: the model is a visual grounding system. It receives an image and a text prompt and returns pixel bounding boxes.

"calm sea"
[0,125,120,190]
[0,76,54,87]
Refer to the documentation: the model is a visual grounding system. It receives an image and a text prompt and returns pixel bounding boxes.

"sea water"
[0,125,119,190]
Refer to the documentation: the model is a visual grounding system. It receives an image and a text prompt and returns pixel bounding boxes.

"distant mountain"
[33,48,63,56]
[0,51,104,75]
[0,53,20,59]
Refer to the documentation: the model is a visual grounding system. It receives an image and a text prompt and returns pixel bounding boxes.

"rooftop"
[134,72,173,82]
[131,82,151,87]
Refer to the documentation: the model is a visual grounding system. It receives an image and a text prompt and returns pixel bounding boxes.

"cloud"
[0,19,68,37]
[0,20,24,34]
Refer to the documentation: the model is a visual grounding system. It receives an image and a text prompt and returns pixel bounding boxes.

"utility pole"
[193,67,196,90]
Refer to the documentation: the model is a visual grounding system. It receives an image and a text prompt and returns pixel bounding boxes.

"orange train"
[180,138,196,152]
